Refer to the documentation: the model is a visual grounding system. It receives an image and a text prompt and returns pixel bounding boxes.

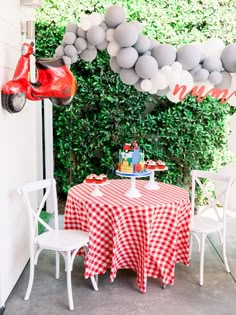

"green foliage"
[36,0,236,195]
[38,211,52,235]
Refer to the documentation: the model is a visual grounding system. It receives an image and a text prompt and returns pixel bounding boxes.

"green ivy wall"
[36,0,236,195]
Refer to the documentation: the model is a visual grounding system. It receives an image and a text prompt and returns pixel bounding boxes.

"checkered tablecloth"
[64,179,191,292]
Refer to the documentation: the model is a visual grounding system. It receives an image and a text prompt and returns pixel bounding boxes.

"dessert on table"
[116,141,151,198]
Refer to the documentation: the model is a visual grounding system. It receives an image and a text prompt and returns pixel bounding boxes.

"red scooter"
[1,42,77,113]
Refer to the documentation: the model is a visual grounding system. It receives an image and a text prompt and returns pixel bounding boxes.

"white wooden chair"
[17,178,98,311]
[190,169,235,286]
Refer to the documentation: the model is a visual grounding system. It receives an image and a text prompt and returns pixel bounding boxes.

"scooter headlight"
[21,44,28,56]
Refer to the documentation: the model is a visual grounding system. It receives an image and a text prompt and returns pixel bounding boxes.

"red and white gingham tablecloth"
[64,179,191,292]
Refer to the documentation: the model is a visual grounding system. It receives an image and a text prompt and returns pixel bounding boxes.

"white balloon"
[106,28,115,42]
[90,12,103,26]
[141,79,153,92]
[227,95,236,107]
[171,61,182,72]
[152,71,169,90]
[107,41,120,56]
[161,65,172,74]
[80,13,89,23]
[149,85,158,94]
[180,70,194,90]
[166,90,181,103]
[202,80,214,92]
[168,71,181,87]
[169,69,193,92]
[229,113,236,130]
[230,73,236,90]
[80,19,92,31]
[228,132,236,154]
[226,73,236,106]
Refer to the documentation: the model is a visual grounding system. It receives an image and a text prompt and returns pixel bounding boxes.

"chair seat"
[35,229,89,251]
[190,215,223,234]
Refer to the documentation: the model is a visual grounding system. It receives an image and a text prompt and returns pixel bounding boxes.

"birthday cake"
[118,141,145,173]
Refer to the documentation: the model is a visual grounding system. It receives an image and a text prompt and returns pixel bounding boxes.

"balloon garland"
[54,4,236,107]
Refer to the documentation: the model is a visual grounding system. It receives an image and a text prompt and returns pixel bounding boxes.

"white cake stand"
[84,181,110,197]
[144,167,168,190]
[115,170,151,198]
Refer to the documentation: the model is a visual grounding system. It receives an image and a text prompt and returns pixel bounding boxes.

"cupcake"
[94,175,103,184]
[85,174,95,183]
[144,160,151,169]
[100,174,107,182]
[156,160,166,169]
[147,160,156,170]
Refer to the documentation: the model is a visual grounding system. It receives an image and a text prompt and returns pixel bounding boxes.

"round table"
[64,179,191,292]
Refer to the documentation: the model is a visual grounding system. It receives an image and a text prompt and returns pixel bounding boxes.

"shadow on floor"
[4,216,236,315]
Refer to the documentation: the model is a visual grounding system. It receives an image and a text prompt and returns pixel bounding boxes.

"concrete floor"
[4,215,236,315]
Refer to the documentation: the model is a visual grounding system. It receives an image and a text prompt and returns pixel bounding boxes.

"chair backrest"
[215,161,236,213]
[17,178,59,244]
[190,170,235,221]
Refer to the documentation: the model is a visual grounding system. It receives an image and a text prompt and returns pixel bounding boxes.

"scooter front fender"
[1,79,39,101]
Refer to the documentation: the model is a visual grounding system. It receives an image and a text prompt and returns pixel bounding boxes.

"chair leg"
[95,274,98,285]
[199,233,206,286]
[189,233,193,260]
[90,276,98,291]
[222,236,230,273]
[66,251,74,311]
[55,251,60,279]
[24,256,35,300]
[83,245,99,290]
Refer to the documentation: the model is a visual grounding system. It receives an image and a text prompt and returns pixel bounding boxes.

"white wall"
[0,0,43,307]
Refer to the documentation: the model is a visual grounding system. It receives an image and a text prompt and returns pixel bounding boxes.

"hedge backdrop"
[36,0,236,195]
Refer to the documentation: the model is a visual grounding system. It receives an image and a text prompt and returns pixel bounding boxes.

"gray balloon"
[203,56,222,72]
[143,51,151,56]
[134,79,143,92]
[75,37,87,52]
[64,45,77,58]
[62,55,72,66]
[87,26,106,46]
[109,57,122,73]
[120,68,140,85]
[208,71,223,85]
[190,64,202,80]
[130,20,143,33]
[104,5,126,28]
[133,35,150,54]
[149,38,160,51]
[135,55,159,79]
[221,44,236,72]
[80,48,97,62]
[63,32,76,45]
[156,87,170,96]
[215,71,232,89]
[96,40,108,50]
[77,28,86,38]
[100,21,109,31]
[71,54,79,64]
[177,44,202,70]
[195,68,209,82]
[114,22,139,48]
[55,45,64,57]
[66,23,78,34]
[152,44,176,68]
[116,47,138,68]
[87,43,95,49]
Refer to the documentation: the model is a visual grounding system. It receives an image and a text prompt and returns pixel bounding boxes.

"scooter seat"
[36,57,65,70]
